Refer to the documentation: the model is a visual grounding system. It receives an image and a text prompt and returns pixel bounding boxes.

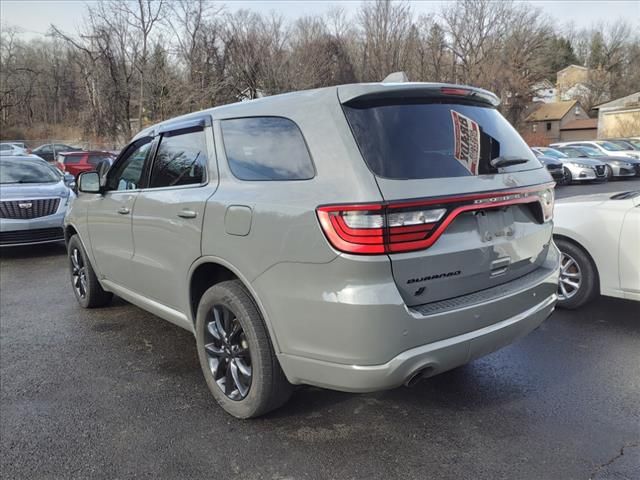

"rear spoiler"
[338,83,500,108]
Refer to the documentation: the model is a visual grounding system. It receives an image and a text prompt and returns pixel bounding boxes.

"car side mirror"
[78,171,101,194]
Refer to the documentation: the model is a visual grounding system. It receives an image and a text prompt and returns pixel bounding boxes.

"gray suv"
[65,82,560,418]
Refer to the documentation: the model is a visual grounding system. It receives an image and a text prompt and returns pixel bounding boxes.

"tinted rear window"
[343,102,539,179]
[88,154,113,166]
[63,155,82,164]
[221,117,314,181]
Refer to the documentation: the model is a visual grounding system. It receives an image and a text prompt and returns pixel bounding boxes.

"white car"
[0,143,27,156]
[551,140,640,160]
[553,191,640,308]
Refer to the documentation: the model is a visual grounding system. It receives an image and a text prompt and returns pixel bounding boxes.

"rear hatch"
[337,84,554,307]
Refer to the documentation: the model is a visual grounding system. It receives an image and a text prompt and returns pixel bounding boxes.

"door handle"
[117,207,130,215]
[177,209,197,219]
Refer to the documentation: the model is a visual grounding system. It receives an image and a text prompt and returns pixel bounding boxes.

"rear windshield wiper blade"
[490,156,530,168]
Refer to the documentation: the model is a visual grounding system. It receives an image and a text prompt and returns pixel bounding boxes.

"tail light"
[317,184,554,255]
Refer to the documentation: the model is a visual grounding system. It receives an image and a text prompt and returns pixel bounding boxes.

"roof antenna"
[382,71,409,83]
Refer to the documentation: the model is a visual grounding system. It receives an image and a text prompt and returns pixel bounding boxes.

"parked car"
[0,142,27,156]
[32,143,81,163]
[532,147,608,183]
[602,139,640,151]
[553,190,640,308]
[554,145,640,178]
[532,152,565,183]
[56,151,116,178]
[550,141,640,160]
[66,81,560,418]
[0,156,74,247]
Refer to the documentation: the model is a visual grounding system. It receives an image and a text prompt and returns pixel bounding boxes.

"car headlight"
[564,162,591,168]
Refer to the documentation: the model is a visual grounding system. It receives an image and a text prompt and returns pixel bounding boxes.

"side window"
[220,117,314,181]
[40,145,53,153]
[87,154,113,166]
[107,140,152,191]
[64,155,82,164]
[148,129,207,188]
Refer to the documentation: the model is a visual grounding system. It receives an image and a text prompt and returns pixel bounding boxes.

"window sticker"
[451,110,481,175]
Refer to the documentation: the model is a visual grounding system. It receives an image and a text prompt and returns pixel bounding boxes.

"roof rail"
[382,71,409,83]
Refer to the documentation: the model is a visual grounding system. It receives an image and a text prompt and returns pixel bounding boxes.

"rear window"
[63,155,82,164]
[221,117,314,181]
[343,102,540,179]
[87,154,113,166]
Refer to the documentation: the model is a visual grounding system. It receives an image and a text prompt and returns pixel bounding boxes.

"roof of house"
[525,100,577,122]
[593,92,640,110]
[557,64,588,75]
[559,118,598,131]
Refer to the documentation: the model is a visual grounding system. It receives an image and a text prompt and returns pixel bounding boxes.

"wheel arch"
[64,224,78,245]
[187,257,281,352]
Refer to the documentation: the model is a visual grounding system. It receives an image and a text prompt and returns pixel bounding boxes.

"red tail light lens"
[317,184,554,255]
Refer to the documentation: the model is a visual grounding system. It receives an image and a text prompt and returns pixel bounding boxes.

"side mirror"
[78,171,101,194]
[63,172,75,185]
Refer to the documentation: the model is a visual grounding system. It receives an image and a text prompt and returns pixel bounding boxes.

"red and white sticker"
[451,110,480,175]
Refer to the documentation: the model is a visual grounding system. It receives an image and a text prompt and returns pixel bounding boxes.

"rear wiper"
[490,156,530,168]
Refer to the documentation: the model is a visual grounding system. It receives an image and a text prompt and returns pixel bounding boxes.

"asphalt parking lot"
[1,180,639,480]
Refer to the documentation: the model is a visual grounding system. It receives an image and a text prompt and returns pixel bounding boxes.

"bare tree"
[113,0,165,127]
[357,0,414,81]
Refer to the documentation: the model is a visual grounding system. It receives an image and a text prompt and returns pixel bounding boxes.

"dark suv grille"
[0,198,60,219]
[0,227,64,245]
[595,165,606,177]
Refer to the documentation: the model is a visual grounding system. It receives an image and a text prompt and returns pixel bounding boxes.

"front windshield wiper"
[490,156,530,168]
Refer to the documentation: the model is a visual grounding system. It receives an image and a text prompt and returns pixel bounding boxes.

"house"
[593,92,640,139]
[557,65,589,101]
[524,100,593,143]
[531,79,557,104]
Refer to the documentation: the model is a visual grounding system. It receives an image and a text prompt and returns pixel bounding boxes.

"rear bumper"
[256,244,560,392]
[279,293,555,392]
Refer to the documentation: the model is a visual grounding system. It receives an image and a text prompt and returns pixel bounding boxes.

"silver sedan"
[0,156,75,246]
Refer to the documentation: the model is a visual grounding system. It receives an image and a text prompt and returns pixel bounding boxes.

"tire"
[554,237,599,310]
[605,165,613,181]
[563,167,572,185]
[67,234,113,308]
[195,280,293,418]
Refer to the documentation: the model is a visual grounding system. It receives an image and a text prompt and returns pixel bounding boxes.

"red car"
[56,151,115,177]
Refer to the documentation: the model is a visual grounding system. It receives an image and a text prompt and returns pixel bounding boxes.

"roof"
[593,92,640,110]
[557,64,588,75]
[560,118,598,131]
[134,82,501,141]
[525,100,577,122]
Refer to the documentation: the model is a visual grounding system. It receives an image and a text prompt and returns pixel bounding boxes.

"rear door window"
[220,117,314,180]
[63,155,82,164]
[343,102,539,179]
[148,129,207,188]
[88,154,114,166]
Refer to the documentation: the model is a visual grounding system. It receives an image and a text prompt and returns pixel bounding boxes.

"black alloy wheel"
[204,304,252,400]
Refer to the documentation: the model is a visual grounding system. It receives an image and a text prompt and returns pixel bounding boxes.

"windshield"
[343,102,539,179]
[0,160,60,184]
[539,147,567,159]
[598,141,626,151]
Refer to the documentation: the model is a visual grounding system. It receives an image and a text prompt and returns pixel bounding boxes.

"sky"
[1,0,639,39]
